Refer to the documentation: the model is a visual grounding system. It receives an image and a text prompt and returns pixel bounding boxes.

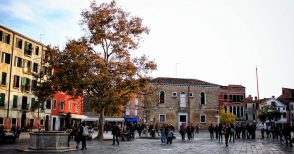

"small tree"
[219,109,235,125]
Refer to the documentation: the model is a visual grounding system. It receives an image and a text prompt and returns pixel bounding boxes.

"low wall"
[29,131,70,150]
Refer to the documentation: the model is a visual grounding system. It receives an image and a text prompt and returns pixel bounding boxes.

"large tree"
[47,0,156,138]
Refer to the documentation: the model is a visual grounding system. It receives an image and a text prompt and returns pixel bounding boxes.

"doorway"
[178,113,188,129]
[21,113,26,131]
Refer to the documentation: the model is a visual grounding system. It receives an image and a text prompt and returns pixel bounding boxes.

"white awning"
[82,116,124,122]
[71,114,86,119]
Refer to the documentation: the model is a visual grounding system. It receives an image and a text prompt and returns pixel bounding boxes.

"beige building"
[0,25,51,130]
[147,77,221,130]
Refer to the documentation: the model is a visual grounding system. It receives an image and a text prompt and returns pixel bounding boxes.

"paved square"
[0,131,293,154]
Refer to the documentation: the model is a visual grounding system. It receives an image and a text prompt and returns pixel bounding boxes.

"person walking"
[187,125,193,141]
[224,124,231,147]
[218,124,223,142]
[208,124,214,140]
[80,123,88,150]
[73,124,81,149]
[112,122,120,146]
[282,123,293,147]
[160,124,167,144]
[179,124,186,141]
[166,128,174,144]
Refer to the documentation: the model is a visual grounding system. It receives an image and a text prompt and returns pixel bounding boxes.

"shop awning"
[82,116,124,122]
[125,118,139,122]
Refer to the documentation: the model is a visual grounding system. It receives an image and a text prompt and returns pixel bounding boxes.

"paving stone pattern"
[0,131,293,154]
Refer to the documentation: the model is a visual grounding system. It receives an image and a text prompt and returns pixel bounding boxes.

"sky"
[0,0,293,98]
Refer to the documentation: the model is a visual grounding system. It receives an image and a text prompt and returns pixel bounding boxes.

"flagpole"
[256,66,260,113]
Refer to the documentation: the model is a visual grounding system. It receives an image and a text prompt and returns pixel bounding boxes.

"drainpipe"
[7,33,15,118]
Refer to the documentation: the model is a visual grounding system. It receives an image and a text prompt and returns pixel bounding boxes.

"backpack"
[82,126,89,136]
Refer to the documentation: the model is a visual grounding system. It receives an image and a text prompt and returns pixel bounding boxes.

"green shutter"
[13,95,18,108]
[0,93,5,106]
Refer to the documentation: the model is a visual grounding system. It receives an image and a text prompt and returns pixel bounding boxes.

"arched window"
[159,91,165,104]
[180,92,186,107]
[200,92,205,105]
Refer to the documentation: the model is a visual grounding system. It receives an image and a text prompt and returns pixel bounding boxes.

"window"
[53,100,56,109]
[224,106,227,112]
[172,92,177,97]
[46,100,51,109]
[0,117,3,125]
[159,114,166,122]
[159,91,165,104]
[0,30,3,42]
[35,46,39,55]
[224,95,228,100]
[0,93,5,106]
[24,41,33,56]
[31,79,37,90]
[76,104,79,112]
[31,98,35,109]
[200,92,206,105]
[1,72,7,85]
[60,101,64,110]
[14,57,22,67]
[179,115,187,123]
[283,113,286,118]
[30,119,34,128]
[135,109,138,116]
[4,33,10,44]
[16,38,23,49]
[246,113,248,120]
[33,63,38,73]
[12,118,17,126]
[1,52,11,64]
[200,114,206,123]
[21,77,31,92]
[180,92,186,107]
[22,96,28,110]
[69,102,72,112]
[189,93,193,97]
[13,75,20,88]
[125,108,130,115]
[23,60,31,74]
[40,119,44,126]
[13,95,18,108]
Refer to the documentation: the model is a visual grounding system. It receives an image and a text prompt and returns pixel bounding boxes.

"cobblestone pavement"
[0,131,293,154]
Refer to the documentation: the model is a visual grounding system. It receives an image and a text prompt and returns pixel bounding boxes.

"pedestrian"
[160,124,167,144]
[282,123,293,147]
[218,124,223,142]
[80,123,88,150]
[73,124,81,149]
[215,124,219,139]
[195,124,200,134]
[187,125,192,141]
[224,124,231,147]
[229,124,235,142]
[179,124,186,141]
[112,122,120,146]
[208,124,214,140]
[166,128,174,144]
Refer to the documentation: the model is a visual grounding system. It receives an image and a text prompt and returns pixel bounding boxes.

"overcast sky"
[1,0,293,98]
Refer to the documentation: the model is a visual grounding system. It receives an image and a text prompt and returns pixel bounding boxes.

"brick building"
[146,77,220,130]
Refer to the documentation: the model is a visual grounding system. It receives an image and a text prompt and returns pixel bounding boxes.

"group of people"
[261,123,293,147]
[179,123,200,141]
[68,122,88,150]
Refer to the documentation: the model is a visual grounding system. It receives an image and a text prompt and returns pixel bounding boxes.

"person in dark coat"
[283,123,293,147]
[179,124,186,141]
[224,124,231,147]
[208,124,214,140]
[112,122,120,146]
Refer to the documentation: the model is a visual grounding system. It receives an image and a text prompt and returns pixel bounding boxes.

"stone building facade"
[0,25,52,130]
[148,77,221,130]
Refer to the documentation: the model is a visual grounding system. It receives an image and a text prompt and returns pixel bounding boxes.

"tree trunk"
[97,108,105,139]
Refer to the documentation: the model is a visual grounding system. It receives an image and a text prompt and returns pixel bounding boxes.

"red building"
[219,85,246,121]
[51,91,84,130]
